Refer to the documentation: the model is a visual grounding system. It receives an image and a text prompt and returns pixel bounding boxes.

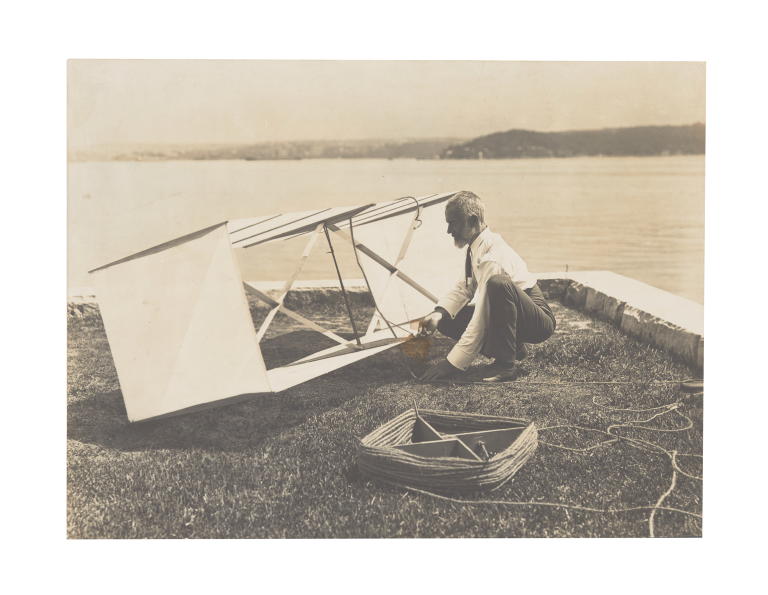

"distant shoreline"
[69,153,704,164]
[69,123,704,163]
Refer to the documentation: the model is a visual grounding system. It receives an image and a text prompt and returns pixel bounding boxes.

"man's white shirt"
[436,228,536,370]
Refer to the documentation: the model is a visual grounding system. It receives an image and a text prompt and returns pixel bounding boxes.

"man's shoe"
[482,361,520,382]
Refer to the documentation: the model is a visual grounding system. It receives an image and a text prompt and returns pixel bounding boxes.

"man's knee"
[487,274,513,296]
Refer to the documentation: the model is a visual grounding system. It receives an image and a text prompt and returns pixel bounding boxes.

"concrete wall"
[69,271,704,370]
[538,271,703,370]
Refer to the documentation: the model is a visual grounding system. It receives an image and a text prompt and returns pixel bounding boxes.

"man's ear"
[468,215,478,228]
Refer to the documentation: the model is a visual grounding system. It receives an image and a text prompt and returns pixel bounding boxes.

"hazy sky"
[69,60,705,148]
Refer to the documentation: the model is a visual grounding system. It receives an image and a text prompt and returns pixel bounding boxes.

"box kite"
[90,192,463,421]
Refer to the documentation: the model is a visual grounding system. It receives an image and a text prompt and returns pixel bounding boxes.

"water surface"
[68,156,704,302]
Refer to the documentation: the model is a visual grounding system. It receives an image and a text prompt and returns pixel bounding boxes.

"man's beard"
[452,235,467,248]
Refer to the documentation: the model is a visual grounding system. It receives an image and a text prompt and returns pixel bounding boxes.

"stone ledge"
[543,271,703,370]
[620,304,701,368]
[551,271,703,335]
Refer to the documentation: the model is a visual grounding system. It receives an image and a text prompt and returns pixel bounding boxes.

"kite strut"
[323,223,362,347]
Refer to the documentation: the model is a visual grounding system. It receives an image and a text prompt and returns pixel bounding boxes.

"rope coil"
[358,408,538,492]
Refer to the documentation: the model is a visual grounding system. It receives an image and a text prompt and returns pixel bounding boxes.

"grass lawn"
[67,297,702,538]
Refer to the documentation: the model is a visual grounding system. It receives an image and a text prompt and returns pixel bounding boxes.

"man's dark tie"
[465,247,472,287]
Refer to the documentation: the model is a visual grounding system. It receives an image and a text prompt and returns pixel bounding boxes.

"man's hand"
[418,310,443,336]
[420,358,460,382]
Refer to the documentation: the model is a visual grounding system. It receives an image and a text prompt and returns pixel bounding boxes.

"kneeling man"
[419,191,556,382]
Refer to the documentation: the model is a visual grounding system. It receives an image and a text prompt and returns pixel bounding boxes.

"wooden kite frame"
[88,191,460,420]
[241,207,438,370]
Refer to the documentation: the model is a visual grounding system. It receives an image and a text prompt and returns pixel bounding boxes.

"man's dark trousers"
[437,274,556,362]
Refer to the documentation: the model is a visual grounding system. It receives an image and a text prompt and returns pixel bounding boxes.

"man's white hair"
[446,191,485,225]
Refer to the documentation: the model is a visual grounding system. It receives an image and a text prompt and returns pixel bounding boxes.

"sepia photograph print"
[67,60,704,538]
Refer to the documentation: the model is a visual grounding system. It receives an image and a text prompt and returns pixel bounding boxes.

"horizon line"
[70,121,706,152]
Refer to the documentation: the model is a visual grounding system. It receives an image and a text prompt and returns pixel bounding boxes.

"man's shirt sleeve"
[436,278,474,319]
[445,259,506,370]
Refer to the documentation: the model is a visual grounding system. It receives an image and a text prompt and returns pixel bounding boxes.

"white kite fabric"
[92,224,271,421]
[91,191,462,421]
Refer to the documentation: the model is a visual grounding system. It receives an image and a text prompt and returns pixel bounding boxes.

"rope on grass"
[438,378,700,386]
[385,482,702,521]
[582,391,702,536]
[360,391,703,537]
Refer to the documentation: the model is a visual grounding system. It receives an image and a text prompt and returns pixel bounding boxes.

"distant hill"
[69,138,464,162]
[440,124,705,159]
[69,125,706,162]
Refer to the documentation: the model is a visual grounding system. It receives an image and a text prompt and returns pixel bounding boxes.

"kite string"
[347,201,427,340]
[396,197,424,329]
[389,196,426,330]
[347,216,412,339]
[399,195,422,229]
